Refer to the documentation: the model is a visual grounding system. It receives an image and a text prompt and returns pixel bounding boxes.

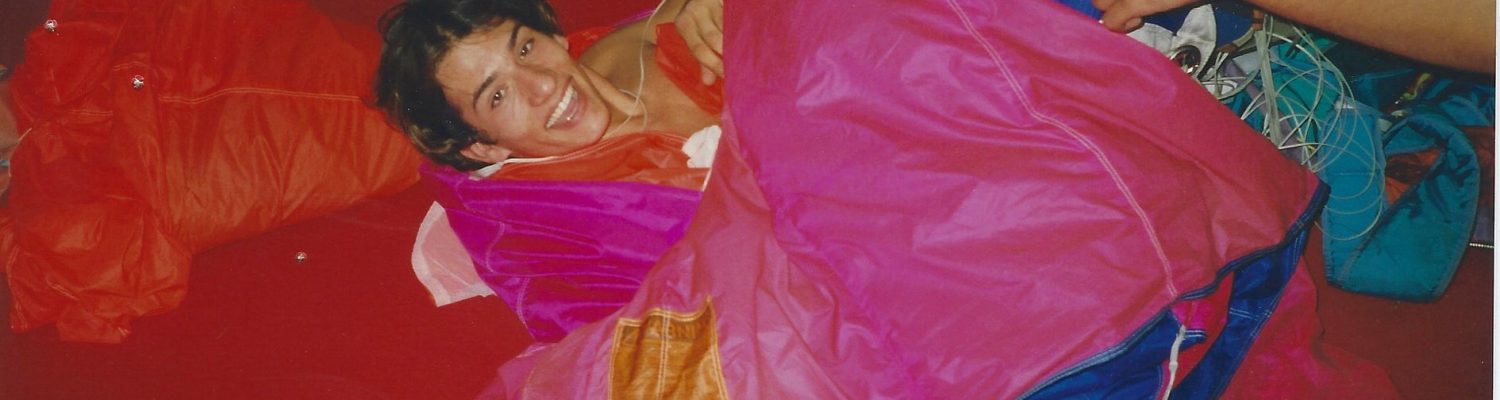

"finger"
[702,3,726,55]
[680,13,724,77]
[1102,16,1142,33]
[706,0,724,32]
[1101,0,1199,32]
[705,48,724,77]
[1099,6,1144,32]
[700,26,724,60]
[677,18,724,78]
[688,11,724,68]
[689,40,725,79]
[700,64,718,86]
[676,11,699,41]
[675,5,703,42]
[1092,0,1118,11]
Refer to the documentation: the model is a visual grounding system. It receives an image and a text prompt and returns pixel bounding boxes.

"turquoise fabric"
[1225,38,1494,301]
[1331,110,1480,300]
[1330,48,1492,301]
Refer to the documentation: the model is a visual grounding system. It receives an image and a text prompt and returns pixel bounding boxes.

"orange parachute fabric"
[4,0,421,342]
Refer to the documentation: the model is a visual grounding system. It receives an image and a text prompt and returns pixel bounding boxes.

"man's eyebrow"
[469,24,525,111]
[507,23,522,52]
[470,74,496,112]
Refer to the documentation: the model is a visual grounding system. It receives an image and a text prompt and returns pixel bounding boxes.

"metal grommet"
[294,251,309,263]
[131,75,145,90]
[43,19,58,33]
[1169,46,1203,78]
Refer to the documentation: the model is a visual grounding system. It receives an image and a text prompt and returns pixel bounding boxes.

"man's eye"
[519,39,533,58]
[490,90,505,107]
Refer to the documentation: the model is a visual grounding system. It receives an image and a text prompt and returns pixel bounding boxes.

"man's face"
[436,20,610,162]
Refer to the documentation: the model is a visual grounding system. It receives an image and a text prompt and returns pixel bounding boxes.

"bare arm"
[1095,0,1496,72]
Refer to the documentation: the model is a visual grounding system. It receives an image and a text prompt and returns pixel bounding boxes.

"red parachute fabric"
[491,132,707,190]
[4,0,421,342]
[479,0,1395,398]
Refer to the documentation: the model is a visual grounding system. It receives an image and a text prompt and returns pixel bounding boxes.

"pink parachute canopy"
[450,0,1397,397]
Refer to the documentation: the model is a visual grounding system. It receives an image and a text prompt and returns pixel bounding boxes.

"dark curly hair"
[375,0,563,171]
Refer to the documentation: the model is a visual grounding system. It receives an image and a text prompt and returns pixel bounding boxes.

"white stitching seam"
[942,0,1179,296]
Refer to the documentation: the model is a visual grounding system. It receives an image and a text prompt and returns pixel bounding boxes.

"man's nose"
[516,64,558,106]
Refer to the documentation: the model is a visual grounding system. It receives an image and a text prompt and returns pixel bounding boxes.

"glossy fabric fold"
[421,163,701,342]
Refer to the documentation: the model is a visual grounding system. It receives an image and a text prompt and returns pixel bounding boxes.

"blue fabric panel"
[1170,205,1312,399]
[1022,313,1203,400]
[1023,186,1325,399]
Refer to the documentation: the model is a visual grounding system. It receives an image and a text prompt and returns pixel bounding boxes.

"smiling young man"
[376,0,722,173]
[380,0,729,343]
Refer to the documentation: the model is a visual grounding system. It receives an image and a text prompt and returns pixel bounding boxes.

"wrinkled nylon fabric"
[480,0,1395,398]
[421,161,701,343]
[489,132,707,189]
[419,132,707,342]
[409,129,721,307]
[5,0,421,342]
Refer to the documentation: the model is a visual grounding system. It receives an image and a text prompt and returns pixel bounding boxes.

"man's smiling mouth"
[546,85,578,129]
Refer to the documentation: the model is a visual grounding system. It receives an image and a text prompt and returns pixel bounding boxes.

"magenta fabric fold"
[419,163,700,342]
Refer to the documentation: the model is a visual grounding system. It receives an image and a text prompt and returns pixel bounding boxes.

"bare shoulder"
[574,17,722,136]
[577,19,655,82]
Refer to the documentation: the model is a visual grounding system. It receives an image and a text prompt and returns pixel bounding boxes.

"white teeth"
[547,86,576,128]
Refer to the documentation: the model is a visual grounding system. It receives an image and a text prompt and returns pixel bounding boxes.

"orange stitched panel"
[609,301,728,400]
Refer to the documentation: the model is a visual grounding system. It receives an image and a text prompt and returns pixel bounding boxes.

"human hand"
[673,0,724,85]
[1093,0,1200,32]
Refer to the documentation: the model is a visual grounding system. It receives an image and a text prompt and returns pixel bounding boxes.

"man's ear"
[553,34,569,51]
[460,141,512,164]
